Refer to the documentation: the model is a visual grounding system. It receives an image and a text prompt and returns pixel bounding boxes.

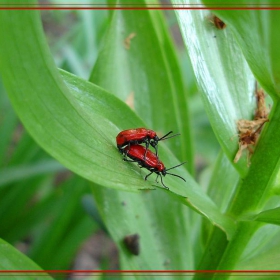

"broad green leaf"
[236,224,280,270]
[88,3,236,275]
[206,151,239,213]
[93,186,195,270]
[243,206,280,226]
[88,4,198,271]
[202,0,280,99]
[190,94,220,163]
[199,151,239,249]
[0,6,235,237]
[0,238,52,279]
[88,0,234,238]
[237,246,280,271]
[62,69,189,192]
[0,7,148,192]
[173,0,256,177]
[89,1,194,174]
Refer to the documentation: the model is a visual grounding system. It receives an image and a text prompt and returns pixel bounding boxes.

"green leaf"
[236,224,280,270]
[190,94,220,163]
[173,0,256,177]
[0,7,149,192]
[88,2,235,239]
[51,216,96,270]
[202,0,280,99]
[7,130,47,165]
[0,176,47,241]
[93,186,196,270]
[0,83,18,166]
[173,0,280,272]
[0,160,65,188]
[0,5,235,238]
[243,207,280,226]
[87,4,205,271]
[70,58,234,237]
[0,238,52,279]
[206,151,239,213]
[198,151,239,248]
[195,87,280,271]
[28,176,97,270]
[89,1,194,174]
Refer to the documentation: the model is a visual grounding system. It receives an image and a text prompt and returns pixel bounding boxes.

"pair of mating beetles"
[116,128,186,189]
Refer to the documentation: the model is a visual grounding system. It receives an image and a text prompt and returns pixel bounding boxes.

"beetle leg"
[143,140,149,162]
[144,171,153,181]
[159,175,169,190]
[150,140,159,163]
[154,145,159,163]
[122,143,131,160]
[155,174,159,183]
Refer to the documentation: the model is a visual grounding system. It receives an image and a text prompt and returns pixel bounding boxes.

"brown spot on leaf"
[124,32,136,50]
[213,16,226,29]
[209,15,226,30]
[123,234,140,256]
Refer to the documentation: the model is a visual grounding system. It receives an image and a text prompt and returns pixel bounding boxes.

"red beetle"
[116,128,178,158]
[124,145,186,189]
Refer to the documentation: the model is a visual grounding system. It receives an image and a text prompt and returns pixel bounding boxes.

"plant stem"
[197,101,280,274]
[215,222,259,272]
[194,226,228,278]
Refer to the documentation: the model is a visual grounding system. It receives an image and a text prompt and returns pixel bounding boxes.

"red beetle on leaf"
[116,128,179,158]
[124,144,186,189]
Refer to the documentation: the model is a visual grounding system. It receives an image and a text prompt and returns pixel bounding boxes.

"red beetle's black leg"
[143,140,149,162]
[155,174,159,183]
[159,175,169,190]
[155,144,158,157]
[144,171,153,181]
[122,143,131,160]
[154,145,159,163]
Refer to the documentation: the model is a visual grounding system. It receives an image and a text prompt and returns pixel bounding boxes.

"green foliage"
[0,0,279,278]
[0,238,52,279]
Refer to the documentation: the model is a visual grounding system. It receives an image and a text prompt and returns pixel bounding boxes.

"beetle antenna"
[161,133,180,141]
[166,162,186,172]
[158,131,173,140]
[166,172,186,182]
[158,131,180,141]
